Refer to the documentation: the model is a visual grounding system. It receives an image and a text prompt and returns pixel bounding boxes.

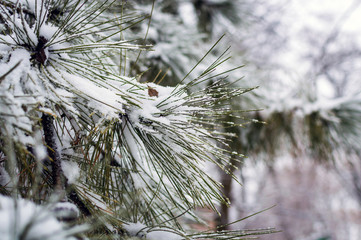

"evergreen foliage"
[0,0,276,239]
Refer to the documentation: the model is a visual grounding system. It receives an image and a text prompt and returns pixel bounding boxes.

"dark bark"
[218,169,233,230]
[42,114,93,218]
[68,189,92,217]
[41,113,64,191]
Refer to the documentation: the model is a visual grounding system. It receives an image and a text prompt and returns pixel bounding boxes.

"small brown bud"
[148,86,158,97]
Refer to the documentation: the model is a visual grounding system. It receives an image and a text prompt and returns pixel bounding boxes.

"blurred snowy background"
[215,1,361,239]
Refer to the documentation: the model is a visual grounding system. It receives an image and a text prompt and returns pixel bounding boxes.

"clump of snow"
[39,24,59,42]
[124,222,184,240]
[0,88,36,146]
[0,49,31,86]
[124,222,147,237]
[127,82,191,131]
[0,196,77,240]
[147,228,184,240]
[61,161,80,184]
[33,131,47,160]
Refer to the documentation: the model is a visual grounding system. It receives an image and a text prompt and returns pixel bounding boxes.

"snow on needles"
[124,222,184,240]
[0,196,78,240]
[0,0,245,234]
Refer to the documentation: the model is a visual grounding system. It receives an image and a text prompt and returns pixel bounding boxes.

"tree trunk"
[218,169,233,230]
[268,165,293,240]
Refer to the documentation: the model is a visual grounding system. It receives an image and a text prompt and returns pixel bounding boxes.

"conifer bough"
[0,0,277,239]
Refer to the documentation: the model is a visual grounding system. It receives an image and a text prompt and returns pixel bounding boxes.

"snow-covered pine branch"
[0,0,276,239]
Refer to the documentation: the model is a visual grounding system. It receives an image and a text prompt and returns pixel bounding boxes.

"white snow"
[147,229,183,240]
[0,196,77,240]
[10,0,48,23]
[179,2,197,26]
[0,49,31,86]
[124,222,184,240]
[61,161,80,184]
[39,24,59,41]
[123,222,147,237]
